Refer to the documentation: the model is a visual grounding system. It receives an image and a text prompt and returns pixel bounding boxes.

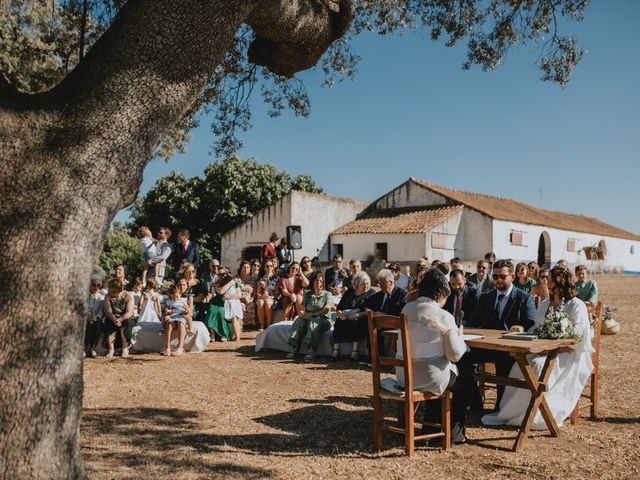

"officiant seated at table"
[397,268,469,444]
[482,264,594,429]
[466,259,537,404]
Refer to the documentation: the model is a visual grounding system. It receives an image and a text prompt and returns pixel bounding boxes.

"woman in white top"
[482,264,594,429]
[397,268,468,444]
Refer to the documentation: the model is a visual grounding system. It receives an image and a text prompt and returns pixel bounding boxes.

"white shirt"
[494,284,513,318]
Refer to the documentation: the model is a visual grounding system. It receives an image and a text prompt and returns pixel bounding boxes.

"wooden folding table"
[464,328,577,452]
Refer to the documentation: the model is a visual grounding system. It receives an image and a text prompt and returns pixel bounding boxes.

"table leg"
[512,351,560,452]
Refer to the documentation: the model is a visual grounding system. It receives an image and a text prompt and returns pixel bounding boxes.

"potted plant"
[582,244,604,260]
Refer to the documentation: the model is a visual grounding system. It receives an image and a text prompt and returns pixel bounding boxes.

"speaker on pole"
[286,225,302,250]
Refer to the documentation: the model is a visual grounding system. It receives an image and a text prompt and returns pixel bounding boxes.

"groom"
[466,258,536,406]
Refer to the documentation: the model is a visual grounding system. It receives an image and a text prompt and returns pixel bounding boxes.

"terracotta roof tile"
[409,178,640,241]
[331,205,463,235]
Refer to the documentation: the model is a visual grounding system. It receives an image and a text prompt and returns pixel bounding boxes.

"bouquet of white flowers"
[534,302,578,340]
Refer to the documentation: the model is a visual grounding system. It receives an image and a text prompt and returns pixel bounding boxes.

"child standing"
[138,226,161,286]
[162,284,189,356]
[216,272,244,341]
[137,278,162,324]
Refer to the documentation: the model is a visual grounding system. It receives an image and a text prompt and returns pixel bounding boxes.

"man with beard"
[443,269,477,326]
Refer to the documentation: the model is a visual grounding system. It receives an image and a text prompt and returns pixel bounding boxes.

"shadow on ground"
[81,396,398,467]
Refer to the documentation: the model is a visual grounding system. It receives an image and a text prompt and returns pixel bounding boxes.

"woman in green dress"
[201,266,239,341]
[287,272,333,361]
[513,261,537,293]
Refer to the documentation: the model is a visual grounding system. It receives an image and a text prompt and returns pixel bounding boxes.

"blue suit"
[467,287,536,331]
[465,286,536,408]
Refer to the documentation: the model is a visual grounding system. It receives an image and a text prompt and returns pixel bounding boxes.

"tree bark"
[0,0,351,477]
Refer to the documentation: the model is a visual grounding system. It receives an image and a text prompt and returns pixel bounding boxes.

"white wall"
[330,232,426,262]
[372,180,449,210]
[493,220,640,273]
[221,194,293,266]
[221,191,368,267]
[289,191,369,261]
[425,208,464,261]
[456,208,493,261]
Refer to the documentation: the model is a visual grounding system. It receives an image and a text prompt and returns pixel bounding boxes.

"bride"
[482,264,594,430]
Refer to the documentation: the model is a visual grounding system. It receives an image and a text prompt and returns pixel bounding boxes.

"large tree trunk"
[0,0,349,477]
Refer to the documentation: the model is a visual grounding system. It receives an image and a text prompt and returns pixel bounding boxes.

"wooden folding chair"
[367,312,451,456]
[571,300,603,424]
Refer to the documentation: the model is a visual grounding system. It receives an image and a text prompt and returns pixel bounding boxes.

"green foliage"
[2,1,591,160]
[98,223,143,278]
[130,157,324,262]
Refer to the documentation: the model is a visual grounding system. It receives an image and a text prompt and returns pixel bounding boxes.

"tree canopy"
[130,156,323,262]
[3,0,589,160]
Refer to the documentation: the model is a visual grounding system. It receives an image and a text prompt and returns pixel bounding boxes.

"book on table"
[501,332,538,341]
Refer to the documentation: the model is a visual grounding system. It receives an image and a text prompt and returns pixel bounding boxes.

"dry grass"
[82,275,640,479]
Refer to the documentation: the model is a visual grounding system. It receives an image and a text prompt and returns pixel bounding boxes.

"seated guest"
[201,259,221,292]
[261,232,279,261]
[300,256,315,278]
[467,260,492,296]
[365,268,409,357]
[277,261,308,320]
[482,264,594,429]
[103,278,135,358]
[325,254,349,296]
[556,259,569,268]
[530,267,551,305]
[237,260,257,327]
[389,262,410,290]
[287,272,333,361]
[162,283,190,356]
[114,264,129,288]
[397,268,468,444]
[331,271,375,362]
[255,259,279,330]
[574,265,598,304]
[467,259,536,404]
[276,238,291,274]
[366,269,408,316]
[85,275,105,358]
[410,257,430,293]
[343,259,362,289]
[513,261,537,293]
[528,261,540,282]
[484,252,496,277]
[449,257,469,277]
[443,269,477,325]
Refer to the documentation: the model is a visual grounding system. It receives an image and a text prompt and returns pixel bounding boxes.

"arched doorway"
[537,231,551,266]
[598,239,607,260]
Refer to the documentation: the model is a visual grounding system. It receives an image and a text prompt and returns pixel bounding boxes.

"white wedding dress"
[482,297,594,430]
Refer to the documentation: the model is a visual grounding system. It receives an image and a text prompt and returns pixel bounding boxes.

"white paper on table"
[463,334,485,341]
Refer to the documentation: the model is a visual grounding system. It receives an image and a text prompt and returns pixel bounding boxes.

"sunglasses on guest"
[492,274,510,280]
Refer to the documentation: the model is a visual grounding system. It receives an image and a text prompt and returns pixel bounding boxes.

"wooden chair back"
[571,300,603,424]
[367,311,451,455]
[587,301,603,367]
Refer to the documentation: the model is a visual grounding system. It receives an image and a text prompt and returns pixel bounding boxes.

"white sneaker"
[106,349,115,358]
[121,347,129,358]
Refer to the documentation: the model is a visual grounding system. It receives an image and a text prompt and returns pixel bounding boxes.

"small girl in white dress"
[216,272,243,341]
[162,284,189,356]
[137,279,162,324]
[138,226,161,286]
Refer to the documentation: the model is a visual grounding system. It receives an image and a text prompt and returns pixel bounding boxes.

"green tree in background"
[97,223,142,278]
[130,157,323,263]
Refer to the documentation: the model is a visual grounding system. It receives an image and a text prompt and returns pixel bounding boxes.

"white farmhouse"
[220,190,369,267]
[330,178,640,273]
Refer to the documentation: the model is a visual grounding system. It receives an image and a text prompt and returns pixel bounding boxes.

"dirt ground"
[82,275,640,479]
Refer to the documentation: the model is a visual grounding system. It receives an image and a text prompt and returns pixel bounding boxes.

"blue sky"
[117,0,639,235]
